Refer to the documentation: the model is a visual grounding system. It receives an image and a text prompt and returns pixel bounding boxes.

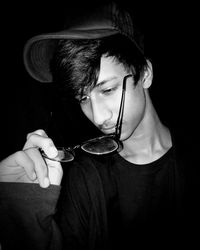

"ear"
[142,59,153,89]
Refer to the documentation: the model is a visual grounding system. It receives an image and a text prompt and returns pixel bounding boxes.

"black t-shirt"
[1,132,196,250]
[59,144,185,249]
[103,148,183,248]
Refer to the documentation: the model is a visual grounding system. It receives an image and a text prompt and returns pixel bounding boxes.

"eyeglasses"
[41,74,132,162]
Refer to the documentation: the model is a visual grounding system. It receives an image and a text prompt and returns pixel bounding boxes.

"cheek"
[121,90,146,136]
[81,105,93,122]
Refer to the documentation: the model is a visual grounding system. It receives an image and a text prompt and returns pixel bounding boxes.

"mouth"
[101,126,116,134]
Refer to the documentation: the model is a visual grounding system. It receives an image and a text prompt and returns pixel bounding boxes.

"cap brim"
[23,28,119,83]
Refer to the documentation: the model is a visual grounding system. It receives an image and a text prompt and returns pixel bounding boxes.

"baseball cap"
[23,2,144,83]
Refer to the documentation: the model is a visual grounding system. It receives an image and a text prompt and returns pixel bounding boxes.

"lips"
[101,126,116,134]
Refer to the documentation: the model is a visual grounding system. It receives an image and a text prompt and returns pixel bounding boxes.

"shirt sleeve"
[0,182,62,250]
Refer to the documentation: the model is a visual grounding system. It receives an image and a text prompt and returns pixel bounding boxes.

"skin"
[80,56,172,164]
[0,129,62,188]
[0,55,171,188]
[79,56,148,140]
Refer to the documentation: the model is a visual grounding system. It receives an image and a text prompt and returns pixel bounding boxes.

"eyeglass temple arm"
[115,74,132,139]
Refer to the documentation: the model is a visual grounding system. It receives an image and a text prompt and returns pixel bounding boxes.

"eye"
[79,95,90,105]
[101,86,117,95]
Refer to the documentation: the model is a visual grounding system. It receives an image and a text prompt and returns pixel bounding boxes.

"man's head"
[49,33,152,141]
[23,2,150,141]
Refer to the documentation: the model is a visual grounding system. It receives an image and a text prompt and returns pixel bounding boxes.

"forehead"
[77,56,128,97]
[97,56,128,84]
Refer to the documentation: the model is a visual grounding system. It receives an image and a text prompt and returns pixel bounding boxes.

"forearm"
[0,182,62,250]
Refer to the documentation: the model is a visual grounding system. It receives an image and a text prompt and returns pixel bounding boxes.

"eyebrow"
[76,76,119,99]
[95,76,118,88]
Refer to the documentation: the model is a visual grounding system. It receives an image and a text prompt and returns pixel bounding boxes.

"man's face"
[78,56,148,142]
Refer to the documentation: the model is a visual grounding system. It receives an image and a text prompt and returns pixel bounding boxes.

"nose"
[91,99,112,127]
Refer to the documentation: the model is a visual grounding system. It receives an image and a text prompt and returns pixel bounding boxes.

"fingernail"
[43,177,50,188]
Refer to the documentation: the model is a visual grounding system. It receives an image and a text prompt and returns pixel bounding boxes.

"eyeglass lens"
[40,147,74,162]
[81,136,119,155]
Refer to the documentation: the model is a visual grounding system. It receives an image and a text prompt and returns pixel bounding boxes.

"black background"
[0,0,198,160]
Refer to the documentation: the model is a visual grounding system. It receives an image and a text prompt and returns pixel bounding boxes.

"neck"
[120,95,172,164]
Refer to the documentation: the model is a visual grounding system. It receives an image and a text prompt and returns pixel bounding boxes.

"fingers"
[0,151,35,181]
[45,159,63,185]
[23,129,62,187]
[27,129,48,138]
[24,129,58,158]
[23,147,50,188]
[0,129,62,187]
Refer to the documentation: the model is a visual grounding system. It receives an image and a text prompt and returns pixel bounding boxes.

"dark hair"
[50,34,147,98]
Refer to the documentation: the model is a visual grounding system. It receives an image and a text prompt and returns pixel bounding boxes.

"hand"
[0,129,63,188]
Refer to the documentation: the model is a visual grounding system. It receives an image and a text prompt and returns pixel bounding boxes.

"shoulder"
[61,152,118,200]
[61,153,106,189]
[64,152,118,179]
[171,126,199,198]
[170,127,200,229]
[170,127,195,160]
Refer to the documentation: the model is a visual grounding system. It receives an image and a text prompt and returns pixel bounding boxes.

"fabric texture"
[0,132,195,250]
[0,183,61,250]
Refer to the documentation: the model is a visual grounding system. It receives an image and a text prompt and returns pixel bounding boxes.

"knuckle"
[26,129,47,141]
[26,132,33,140]
[24,147,40,158]
[44,137,54,147]
[34,129,47,137]
[26,133,36,143]
[24,148,46,172]
[14,151,34,169]
[15,150,26,159]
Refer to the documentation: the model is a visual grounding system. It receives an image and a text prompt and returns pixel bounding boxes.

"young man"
[0,2,190,250]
